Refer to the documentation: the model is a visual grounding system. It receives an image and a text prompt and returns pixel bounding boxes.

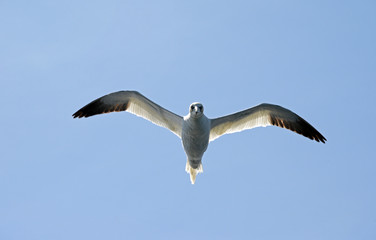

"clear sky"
[1,1,375,239]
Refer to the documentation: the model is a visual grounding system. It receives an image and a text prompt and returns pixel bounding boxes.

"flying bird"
[73,91,326,184]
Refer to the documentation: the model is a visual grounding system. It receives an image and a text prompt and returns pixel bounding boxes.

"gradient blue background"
[1,1,375,239]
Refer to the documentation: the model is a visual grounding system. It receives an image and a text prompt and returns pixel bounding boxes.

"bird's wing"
[73,91,183,138]
[209,103,326,143]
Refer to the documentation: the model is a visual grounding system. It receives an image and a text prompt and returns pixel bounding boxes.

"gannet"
[73,91,326,184]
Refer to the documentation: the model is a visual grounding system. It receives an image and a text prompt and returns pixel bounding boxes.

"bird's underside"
[73,90,326,184]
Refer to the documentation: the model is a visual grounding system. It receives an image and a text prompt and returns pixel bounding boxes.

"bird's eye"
[191,105,195,110]
[199,106,203,110]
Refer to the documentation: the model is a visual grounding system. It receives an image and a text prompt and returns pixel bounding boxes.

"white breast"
[181,115,210,160]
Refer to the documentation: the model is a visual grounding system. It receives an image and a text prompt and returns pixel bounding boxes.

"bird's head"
[189,102,204,118]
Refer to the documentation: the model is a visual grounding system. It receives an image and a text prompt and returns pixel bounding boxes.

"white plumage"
[73,91,326,184]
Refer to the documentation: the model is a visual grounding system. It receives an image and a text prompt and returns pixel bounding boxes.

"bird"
[73,90,326,184]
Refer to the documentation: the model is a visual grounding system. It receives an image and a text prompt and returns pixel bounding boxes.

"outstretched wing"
[209,103,326,143]
[73,91,183,138]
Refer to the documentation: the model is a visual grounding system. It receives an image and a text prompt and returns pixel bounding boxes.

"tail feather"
[185,160,203,184]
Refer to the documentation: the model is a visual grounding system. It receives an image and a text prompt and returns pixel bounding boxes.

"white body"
[73,91,326,184]
[182,103,210,183]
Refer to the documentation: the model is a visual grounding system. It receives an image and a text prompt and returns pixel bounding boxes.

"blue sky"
[1,1,375,239]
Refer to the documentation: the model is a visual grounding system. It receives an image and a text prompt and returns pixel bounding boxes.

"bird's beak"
[194,106,200,114]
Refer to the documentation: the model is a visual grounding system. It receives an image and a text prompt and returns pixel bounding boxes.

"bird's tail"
[185,160,203,184]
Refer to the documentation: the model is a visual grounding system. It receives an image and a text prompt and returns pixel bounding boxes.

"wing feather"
[209,103,326,143]
[73,91,183,138]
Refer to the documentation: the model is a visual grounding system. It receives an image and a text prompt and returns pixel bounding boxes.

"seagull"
[73,91,326,184]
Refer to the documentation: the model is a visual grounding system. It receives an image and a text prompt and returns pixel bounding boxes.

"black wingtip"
[269,114,327,144]
[319,136,327,144]
[310,129,326,144]
[72,94,131,119]
[72,111,84,118]
[72,98,105,119]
